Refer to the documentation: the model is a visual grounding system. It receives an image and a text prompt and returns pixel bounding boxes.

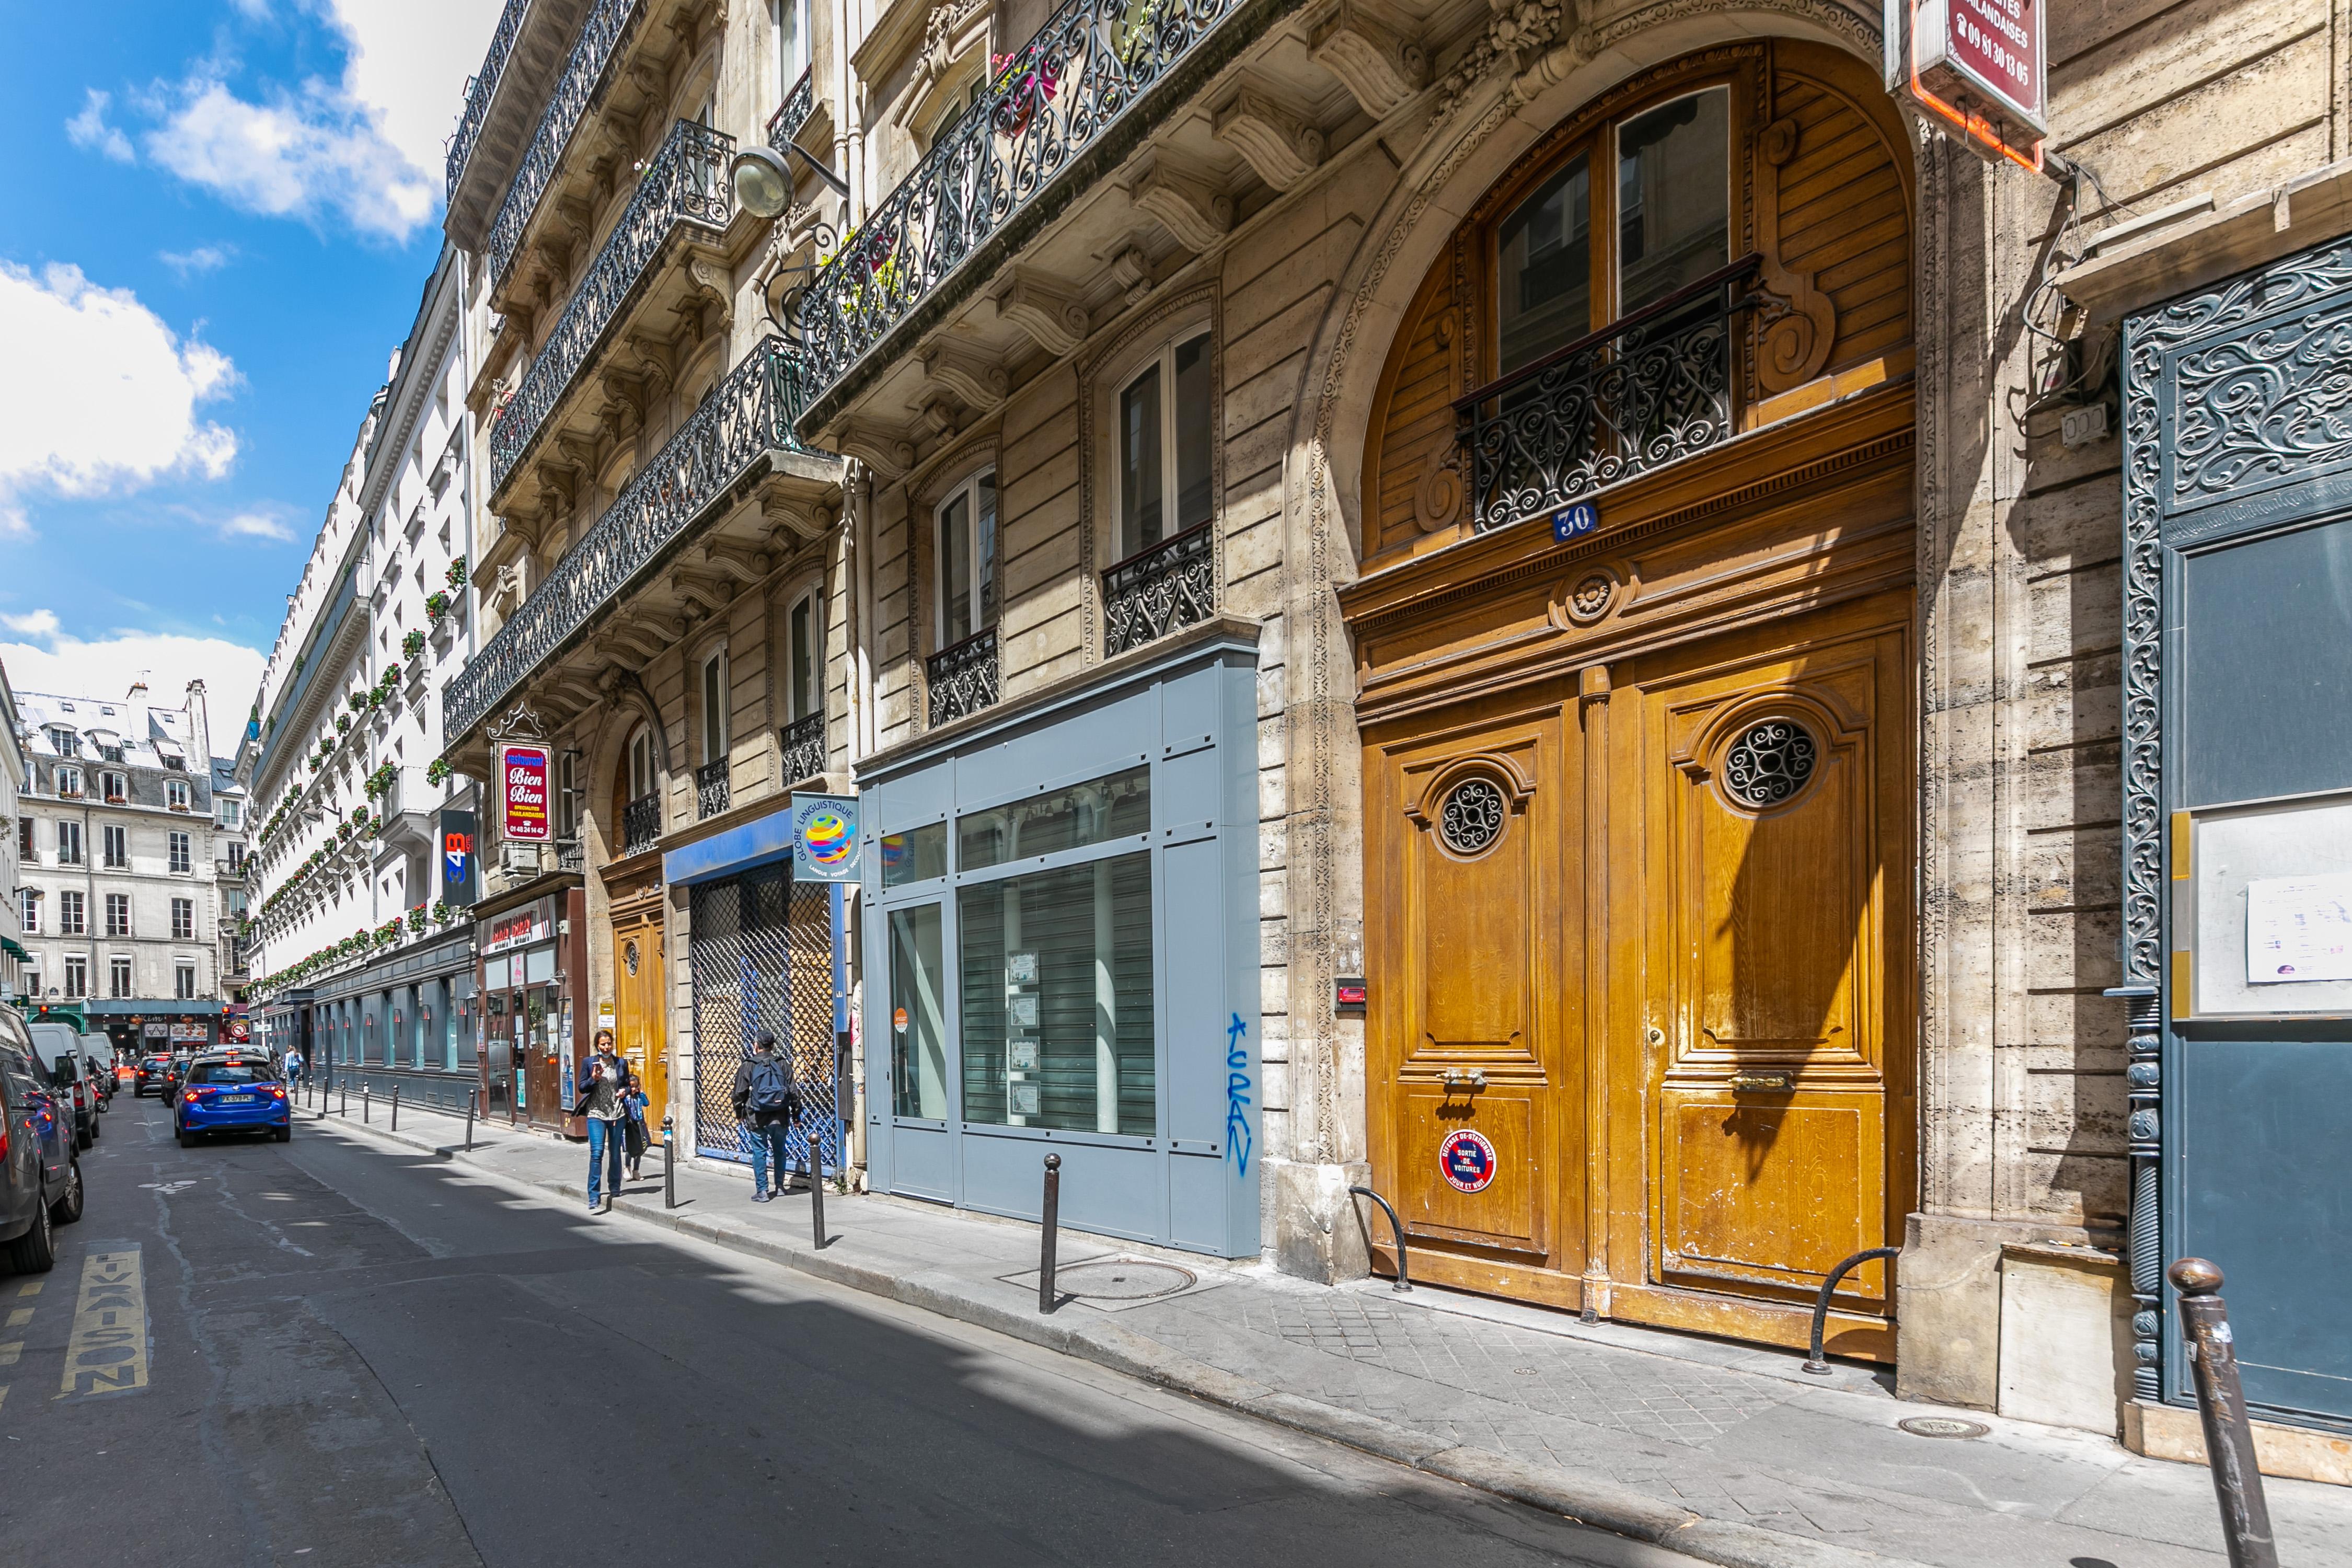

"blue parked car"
[175,1052,291,1146]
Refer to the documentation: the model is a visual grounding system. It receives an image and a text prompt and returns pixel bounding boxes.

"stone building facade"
[419,0,2352,1470]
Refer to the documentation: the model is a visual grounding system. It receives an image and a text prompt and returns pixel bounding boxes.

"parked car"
[0,1008,83,1272]
[174,1052,291,1146]
[27,1024,98,1150]
[161,1057,190,1100]
[135,1054,171,1097]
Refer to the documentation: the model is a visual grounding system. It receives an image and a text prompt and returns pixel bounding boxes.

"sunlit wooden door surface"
[1614,593,1913,1358]
[614,910,668,1135]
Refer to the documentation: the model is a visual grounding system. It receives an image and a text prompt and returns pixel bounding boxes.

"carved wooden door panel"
[1626,599,1912,1345]
[1367,701,1583,1294]
[614,910,668,1128]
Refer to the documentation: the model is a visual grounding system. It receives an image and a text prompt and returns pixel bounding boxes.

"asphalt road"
[0,1091,1661,1568]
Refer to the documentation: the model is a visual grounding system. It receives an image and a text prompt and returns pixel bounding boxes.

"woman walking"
[578,1029,635,1214]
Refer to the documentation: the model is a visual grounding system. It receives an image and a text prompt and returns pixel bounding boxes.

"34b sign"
[500,745,551,843]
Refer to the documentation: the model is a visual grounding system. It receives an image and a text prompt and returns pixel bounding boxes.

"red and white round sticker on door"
[1438,1128,1497,1193]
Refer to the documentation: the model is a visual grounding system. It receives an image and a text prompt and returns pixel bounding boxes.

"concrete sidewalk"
[303,1097,2352,1568]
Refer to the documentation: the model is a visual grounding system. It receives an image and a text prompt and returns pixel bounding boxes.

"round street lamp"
[730,146,797,220]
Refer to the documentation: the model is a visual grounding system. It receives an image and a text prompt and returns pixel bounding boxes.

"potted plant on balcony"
[406,904,427,933]
[988,48,1065,137]
[446,557,468,590]
[401,629,425,659]
[424,590,453,620]
[425,758,452,786]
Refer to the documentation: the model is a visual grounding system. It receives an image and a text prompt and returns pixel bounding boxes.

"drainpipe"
[836,0,862,225]
[852,461,876,760]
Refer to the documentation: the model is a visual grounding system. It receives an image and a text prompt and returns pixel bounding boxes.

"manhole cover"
[1898,1416,1989,1439]
[1054,1261,1196,1301]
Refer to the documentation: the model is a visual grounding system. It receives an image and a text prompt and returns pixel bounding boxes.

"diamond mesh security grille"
[689,867,845,1175]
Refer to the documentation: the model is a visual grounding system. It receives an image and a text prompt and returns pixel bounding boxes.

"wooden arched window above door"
[1361,41,1913,564]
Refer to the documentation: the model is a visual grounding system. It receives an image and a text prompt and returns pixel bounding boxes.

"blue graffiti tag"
[1225,1012,1253,1177]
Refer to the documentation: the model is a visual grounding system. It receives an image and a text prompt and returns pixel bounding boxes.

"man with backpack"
[730,1030,801,1203]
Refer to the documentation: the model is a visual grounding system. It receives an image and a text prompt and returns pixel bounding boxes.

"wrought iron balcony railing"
[926,627,1000,729]
[793,0,1250,413]
[778,712,825,784]
[446,0,532,199]
[621,791,661,856]
[1103,522,1213,657]
[695,758,731,819]
[445,336,823,740]
[1455,256,1760,535]
[556,838,585,872]
[489,118,734,495]
[486,0,643,294]
[768,68,815,149]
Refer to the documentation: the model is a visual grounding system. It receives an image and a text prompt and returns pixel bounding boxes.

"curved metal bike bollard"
[1801,1246,1900,1374]
[1347,1186,1413,1293]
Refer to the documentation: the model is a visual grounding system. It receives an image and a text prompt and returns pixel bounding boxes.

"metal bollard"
[808,1131,827,1250]
[1347,1186,1414,1294]
[2169,1259,2279,1568]
[1802,1247,1901,1374]
[1038,1153,1062,1314]
[340,1081,348,1117]
[390,1085,400,1132]
[464,1088,476,1152]
[662,1115,676,1209]
[362,1085,370,1123]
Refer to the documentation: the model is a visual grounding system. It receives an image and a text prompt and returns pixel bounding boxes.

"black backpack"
[746,1051,795,1114]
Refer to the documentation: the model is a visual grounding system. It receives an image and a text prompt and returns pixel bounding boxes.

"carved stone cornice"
[921,342,1011,411]
[1129,151,1234,252]
[1214,83,1326,191]
[834,420,917,479]
[1308,0,1427,119]
[992,267,1091,355]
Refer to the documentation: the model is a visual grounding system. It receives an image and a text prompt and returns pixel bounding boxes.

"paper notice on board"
[2245,873,2352,983]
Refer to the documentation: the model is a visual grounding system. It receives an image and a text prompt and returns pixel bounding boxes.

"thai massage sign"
[1894,0,2045,170]
[500,744,551,842]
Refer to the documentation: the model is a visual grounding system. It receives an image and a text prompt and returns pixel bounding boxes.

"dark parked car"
[135,1054,171,1097]
[0,1008,83,1272]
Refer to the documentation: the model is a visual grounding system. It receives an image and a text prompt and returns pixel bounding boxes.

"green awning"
[0,936,27,961]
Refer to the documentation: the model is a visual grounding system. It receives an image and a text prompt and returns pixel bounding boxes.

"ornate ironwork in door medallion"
[1437,776,1508,856]
[1720,719,1817,809]
[624,939,640,976]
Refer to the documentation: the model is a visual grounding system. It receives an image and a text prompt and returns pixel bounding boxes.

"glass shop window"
[955,765,1150,871]
[890,905,949,1120]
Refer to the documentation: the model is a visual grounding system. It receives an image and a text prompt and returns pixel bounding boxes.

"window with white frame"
[20,967,36,999]
[17,889,36,934]
[169,831,190,873]
[700,651,729,763]
[103,824,126,868]
[220,798,241,829]
[935,468,998,648]
[171,898,195,940]
[558,752,578,841]
[55,764,82,798]
[788,587,821,721]
[101,770,127,802]
[1116,332,1214,561]
[58,891,84,935]
[772,0,809,90]
[106,894,130,937]
[166,778,190,811]
[63,956,88,998]
[175,961,197,1000]
[109,956,131,999]
[627,726,656,803]
[58,820,82,866]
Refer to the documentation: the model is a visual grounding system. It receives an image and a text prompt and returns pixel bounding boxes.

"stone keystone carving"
[1129,152,1235,253]
[992,267,1091,355]
[1309,1,1429,119]
[1214,85,1327,191]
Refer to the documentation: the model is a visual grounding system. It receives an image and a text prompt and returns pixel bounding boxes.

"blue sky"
[0,0,498,730]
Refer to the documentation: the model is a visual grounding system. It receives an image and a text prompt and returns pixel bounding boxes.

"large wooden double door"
[1366,592,1914,1358]
[611,900,669,1129]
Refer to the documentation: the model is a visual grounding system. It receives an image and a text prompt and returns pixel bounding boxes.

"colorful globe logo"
[802,806,855,867]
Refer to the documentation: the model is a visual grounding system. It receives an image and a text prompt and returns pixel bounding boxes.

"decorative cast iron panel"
[1103,522,1214,656]
[621,791,661,856]
[486,0,644,294]
[791,0,1251,405]
[489,118,735,495]
[696,758,731,819]
[445,336,823,741]
[446,0,531,199]
[1721,720,1816,809]
[778,712,826,785]
[1436,778,1505,857]
[768,69,815,148]
[925,627,1000,729]
[1456,258,1758,534]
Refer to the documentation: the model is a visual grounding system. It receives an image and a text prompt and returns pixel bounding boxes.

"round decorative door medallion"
[624,939,640,976]
[1437,776,1508,856]
[1721,719,1818,808]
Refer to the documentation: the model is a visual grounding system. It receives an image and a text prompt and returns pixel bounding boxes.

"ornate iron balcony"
[1455,256,1760,535]
[1103,522,1213,657]
[793,0,1251,413]
[768,68,815,148]
[445,336,823,741]
[621,791,661,855]
[778,711,825,784]
[489,118,735,496]
[556,838,585,872]
[486,0,643,294]
[446,0,532,200]
[926,627,999,729]
[695,758,731,819]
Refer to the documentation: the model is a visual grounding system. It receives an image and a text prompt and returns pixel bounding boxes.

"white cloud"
[66,89,134,163]
[321,2,503,183]
[160,244,235,278]
[220,510,296,543]
[0,619,267,731]
[144,76,437,243]
[0,263,239,534]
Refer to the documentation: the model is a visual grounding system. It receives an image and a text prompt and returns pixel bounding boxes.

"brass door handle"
[1727,1072,1793,1092]
[1440,1068,1488,1092]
